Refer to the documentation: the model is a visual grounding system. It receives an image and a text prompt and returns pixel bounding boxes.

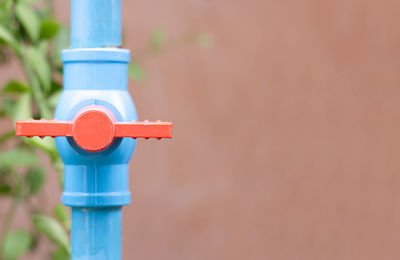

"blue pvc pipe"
[71,207,122,260]
[61,1,133,258]
[70,0,121,48]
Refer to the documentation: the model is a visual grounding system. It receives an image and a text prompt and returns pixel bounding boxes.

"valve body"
[59,50,134,260]
[56,49,136,208]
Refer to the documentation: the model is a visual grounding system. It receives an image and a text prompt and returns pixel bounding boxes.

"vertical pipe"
[71,207,122,260]
[70,0,122,48]
[65,0,129,259]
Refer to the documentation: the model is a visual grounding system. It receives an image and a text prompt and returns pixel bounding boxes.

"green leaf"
[52,25,69,64]
[13,92,32,122]
[53,204,70,231]
[129,62,146,81]
[50,80,62,93]
[40,20,59,39]
[1,98,16,118]
[0,1,13,21]
[48,90,62,108]
[38,41,49,56]
[0,149,38,167]
[149,28,165,52]
[15,3,40,42]
[1,230,34,260]
[54,158,64,188]
[0,167,14,195]
[24,137,58,159]
[53,205,68,223]
[26,47,51,91]
[26,167,45,195]
[0,24,16,46]
[32,214,70,253]
[52,247,70,260]
[3,80,30,93]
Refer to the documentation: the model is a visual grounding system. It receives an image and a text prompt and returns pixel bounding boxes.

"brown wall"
[2,0,400,259]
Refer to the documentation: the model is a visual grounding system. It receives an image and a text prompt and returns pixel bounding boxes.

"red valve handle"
[16,107,172,152]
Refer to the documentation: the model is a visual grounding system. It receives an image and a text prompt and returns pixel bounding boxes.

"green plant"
[0,0,69,259]
[0,0,212,259]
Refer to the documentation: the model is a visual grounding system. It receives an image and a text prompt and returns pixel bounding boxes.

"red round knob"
[72,108,116,152]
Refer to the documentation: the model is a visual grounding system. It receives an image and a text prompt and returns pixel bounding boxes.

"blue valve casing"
[55,48,136,260]
[55,48,137,208]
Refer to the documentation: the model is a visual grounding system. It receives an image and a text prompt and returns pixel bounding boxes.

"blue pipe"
[71,208,122,260]
[70,0,121,48]
[56,1,134,259]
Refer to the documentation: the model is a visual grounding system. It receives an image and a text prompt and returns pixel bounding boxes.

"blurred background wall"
[2,0,400,259]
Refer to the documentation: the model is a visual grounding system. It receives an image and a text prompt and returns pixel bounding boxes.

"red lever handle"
[16,107,172,152]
